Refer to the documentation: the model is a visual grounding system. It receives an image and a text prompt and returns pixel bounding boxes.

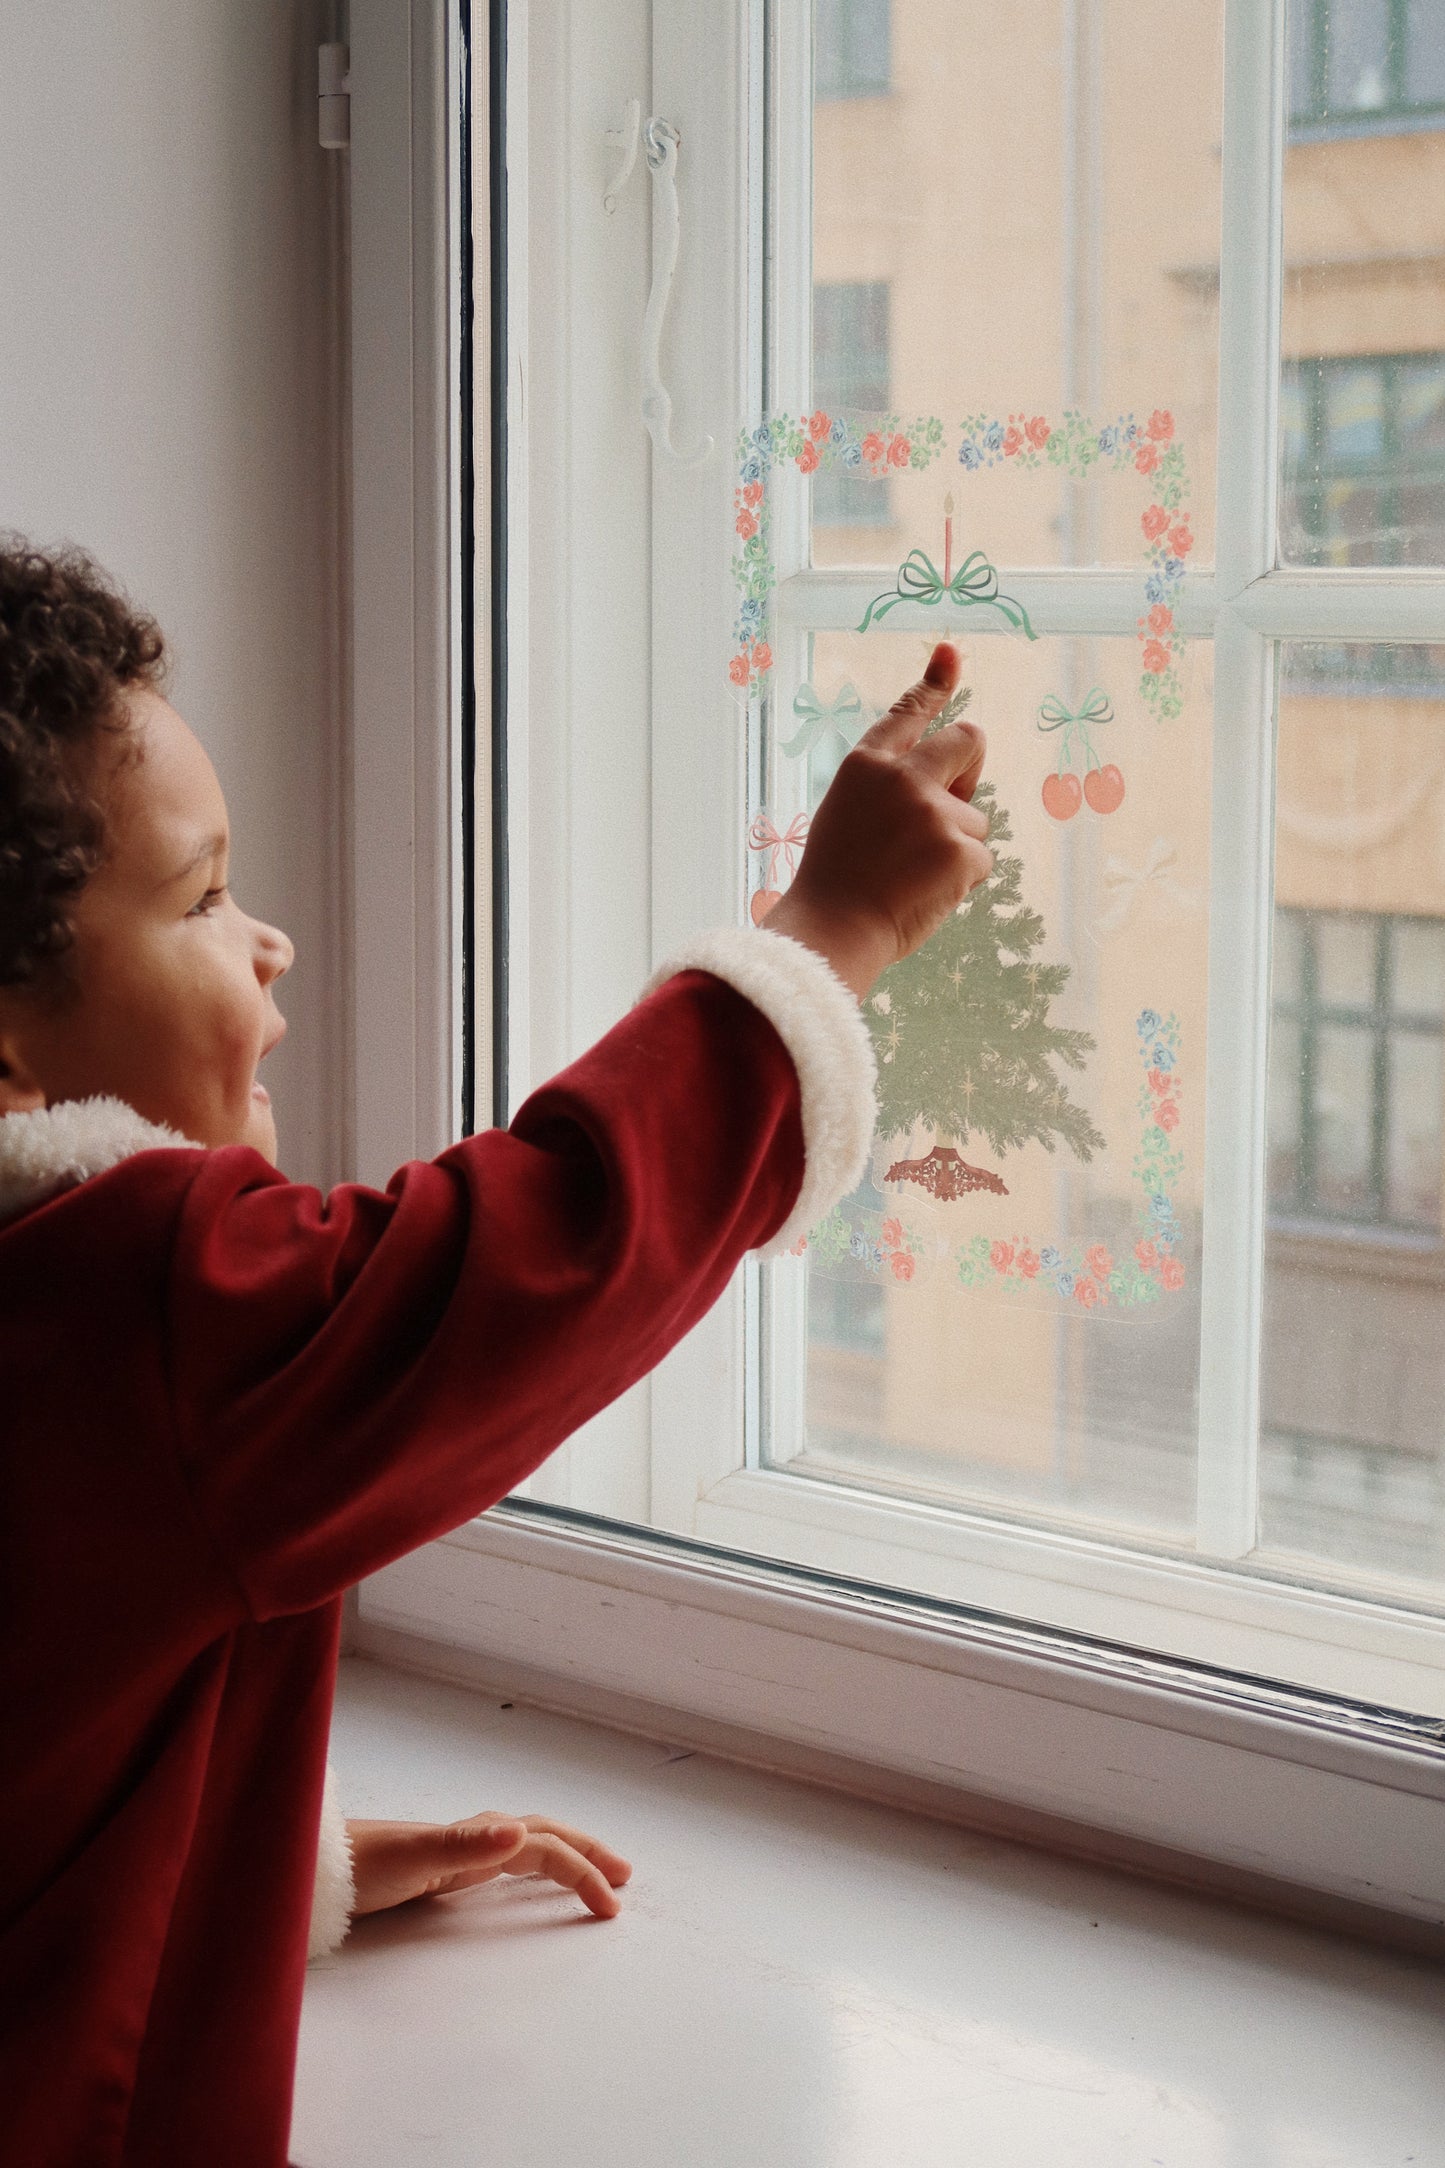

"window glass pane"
[1312,1021,1377,1212]
[1387,1031,1444,1223]
[813,282,892,528]
[771,628,1211,1543]
[815,0,890,100]
[1406,0,1445,104]
[1324,0,1392,114]
[1268,1009,1305,1209]
[1281,0,1445,565]
[1261,645,1445,1595]
[1314,911,1378,1009]
[810,1,1224,569]
[1272,909,1305,1008]
[1393,915,1445,1013]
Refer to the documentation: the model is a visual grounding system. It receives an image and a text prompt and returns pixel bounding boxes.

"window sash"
[347,0,1445,1916]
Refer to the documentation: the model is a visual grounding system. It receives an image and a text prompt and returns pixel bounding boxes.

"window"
[1289,0,1445,133]
[351,0,1445,1922]
[1281,353,1445,569]
[815,0,890,101]
[1268,909,1445,1234]
[811,281,891,528]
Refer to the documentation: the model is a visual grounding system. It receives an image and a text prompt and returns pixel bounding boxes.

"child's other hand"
[346,1811,633,1921]
[765,641,992,999]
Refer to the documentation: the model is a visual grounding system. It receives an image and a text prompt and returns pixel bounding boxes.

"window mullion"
[1195,0,1288,1560]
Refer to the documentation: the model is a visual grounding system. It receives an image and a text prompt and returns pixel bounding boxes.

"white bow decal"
[1094,838,1199,936]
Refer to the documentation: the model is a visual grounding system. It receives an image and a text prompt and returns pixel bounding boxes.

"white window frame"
[348,0,1445,1934]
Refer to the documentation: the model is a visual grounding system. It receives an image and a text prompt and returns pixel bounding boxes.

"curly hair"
[0,540,166,993]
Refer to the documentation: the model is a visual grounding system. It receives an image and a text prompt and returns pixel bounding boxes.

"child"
[0,541,992,2166]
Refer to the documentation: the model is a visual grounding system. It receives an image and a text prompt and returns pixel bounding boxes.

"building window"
[1289,0,1445,133]
[815,0,891,101]
[1268,909,1445,1234]
[812,280,890,527]
[1280,351,1445,571]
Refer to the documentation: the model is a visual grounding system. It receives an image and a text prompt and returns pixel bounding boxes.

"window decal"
[805,1009,1187,1311]
[1036,688,1125,821]
[729,407,1196,721]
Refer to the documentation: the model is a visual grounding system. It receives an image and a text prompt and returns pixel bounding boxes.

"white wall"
[0,0,347,1187]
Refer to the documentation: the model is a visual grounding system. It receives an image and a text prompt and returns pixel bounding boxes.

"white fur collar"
[0,1097,198,1225]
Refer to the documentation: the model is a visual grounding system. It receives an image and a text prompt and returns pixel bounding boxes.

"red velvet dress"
[0,967,829,2166]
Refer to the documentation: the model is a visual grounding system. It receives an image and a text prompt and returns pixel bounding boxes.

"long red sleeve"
[0,968,806,2167]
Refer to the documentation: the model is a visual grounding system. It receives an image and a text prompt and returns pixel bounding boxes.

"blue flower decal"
[983,421,1004,453]
[1151,1043,1175,1071]
[958,439,983,470]
[1055,1272,1076,1297]
[1040,1246,1062,1270]
[842,440,863,470]
[1137,1009,1162,1037]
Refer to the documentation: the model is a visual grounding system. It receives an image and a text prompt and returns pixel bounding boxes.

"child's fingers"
[909,718,987,805]
[858,642,960,755]
[513,1831,625,1919]
[517,1814,633,1887]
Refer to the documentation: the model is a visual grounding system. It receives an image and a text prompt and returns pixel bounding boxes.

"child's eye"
[187,887,227,918]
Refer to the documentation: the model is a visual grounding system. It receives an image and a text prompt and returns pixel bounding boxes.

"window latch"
[318,44,350,151]
[639,118,714,468]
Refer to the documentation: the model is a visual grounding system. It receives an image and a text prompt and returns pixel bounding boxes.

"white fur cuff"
[644,926,877,1258]
[306,1764,356,1961]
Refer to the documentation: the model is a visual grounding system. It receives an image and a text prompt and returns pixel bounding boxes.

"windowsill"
[293,1656,1445,2167]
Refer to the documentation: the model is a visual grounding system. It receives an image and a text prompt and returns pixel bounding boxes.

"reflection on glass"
[808,0,1224,568]
[1261,645,1445,1593]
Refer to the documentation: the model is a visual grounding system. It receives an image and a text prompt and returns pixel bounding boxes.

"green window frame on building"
[814,0,891,102]
[1268,908,1445,1236]
[1289,0,1445,136]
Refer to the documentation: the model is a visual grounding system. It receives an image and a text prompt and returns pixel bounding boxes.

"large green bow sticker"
[857,548,1037,638]
[782,681,867,760]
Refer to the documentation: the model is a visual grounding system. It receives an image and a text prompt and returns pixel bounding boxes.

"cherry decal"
[1083,764,1126,815]
[1042,772,1083,822]
[750,889,782,924]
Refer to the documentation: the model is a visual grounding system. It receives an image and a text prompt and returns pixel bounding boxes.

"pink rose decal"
[1160,1257,1185,1291]
[1146,410,1174,443]
[1141,504,1169,541]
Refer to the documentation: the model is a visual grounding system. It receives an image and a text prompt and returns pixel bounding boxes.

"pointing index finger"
[859,642,961,755]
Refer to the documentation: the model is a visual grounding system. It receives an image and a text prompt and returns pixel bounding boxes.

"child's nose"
[255,921,295,985]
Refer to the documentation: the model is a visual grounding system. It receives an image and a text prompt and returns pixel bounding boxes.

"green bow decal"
[856,548,1037,638]
[782,681,867,760]
[1037,688,1114,732]
[1037,688,1114,774]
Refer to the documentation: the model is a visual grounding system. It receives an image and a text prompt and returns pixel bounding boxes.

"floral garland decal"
[730,412,945,696]
[729,408,1192,721]
[802,1010,1187,1313]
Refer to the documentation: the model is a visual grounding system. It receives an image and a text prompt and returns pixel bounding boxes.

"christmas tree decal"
[870,690,1105,1198]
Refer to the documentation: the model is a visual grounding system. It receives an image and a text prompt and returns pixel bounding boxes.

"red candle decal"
[943,492,954,590]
